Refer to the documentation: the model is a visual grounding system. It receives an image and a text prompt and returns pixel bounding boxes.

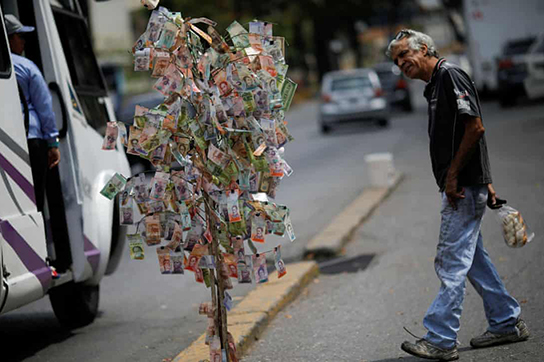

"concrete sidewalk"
[242,101,544,361]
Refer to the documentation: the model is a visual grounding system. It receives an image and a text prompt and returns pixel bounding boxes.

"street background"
[2,0,544,361]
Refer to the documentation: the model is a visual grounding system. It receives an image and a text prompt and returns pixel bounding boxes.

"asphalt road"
[4,83,541,362]
[243,97,544,361]
[0,88,420,362]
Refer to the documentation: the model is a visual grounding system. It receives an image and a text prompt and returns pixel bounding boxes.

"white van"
[0,0,129,328]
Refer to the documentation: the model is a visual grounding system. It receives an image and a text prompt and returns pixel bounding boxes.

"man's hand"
[445,175,465,210]
[48,147,60,169]
[487,183,506,209]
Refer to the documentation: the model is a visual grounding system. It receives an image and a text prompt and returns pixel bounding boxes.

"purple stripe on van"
[84,236,100,274]
[0,151,36,204]
[0,220,51,293]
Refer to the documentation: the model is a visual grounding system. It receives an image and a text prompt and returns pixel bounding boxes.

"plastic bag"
[495,206,534,248]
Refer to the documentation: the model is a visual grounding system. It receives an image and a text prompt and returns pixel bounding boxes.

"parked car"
[319,68,389,134]
[373,62,413,112]
[523,33,544,100]
[496,36,536,107]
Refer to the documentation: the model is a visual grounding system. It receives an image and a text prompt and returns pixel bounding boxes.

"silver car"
[319,68,389,133]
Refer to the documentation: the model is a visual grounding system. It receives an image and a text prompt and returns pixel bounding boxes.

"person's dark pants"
[27,138,48,212]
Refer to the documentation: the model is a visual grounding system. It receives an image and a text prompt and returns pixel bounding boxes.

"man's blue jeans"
[423,185,521,349]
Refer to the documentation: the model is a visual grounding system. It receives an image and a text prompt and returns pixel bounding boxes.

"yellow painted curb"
[173,261,319,362]
[304,172,404,257]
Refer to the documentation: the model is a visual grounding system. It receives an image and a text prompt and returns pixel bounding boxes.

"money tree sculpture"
[100,6,297,361]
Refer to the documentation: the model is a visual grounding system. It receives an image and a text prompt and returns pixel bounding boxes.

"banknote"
[275,63,289,90]
[100,173,127,200]
[249,21,272,37]
[118,122,128,147]
[152,51,171,78]
[259,55,277,77]
[248,33,263,53]
[157,246,172,274]
[102,122,118,150]
[134,48,151,72]
[128,239,145,260]
[227,193,242,223]
[274,245,287,278]
[120,206,134,225]
[241,92,256,114]
[149,171,169,200]
[171,254,185,274]
[252,253,268,283]
[251,212,266,243]
[223,291,233,311]
[285,214,296,242]
[226,20,250,49]
[156,21,178,50]
[145,215,161,245]
[208,143,230,168]
[127,128,144,157]
[280,78,297,113]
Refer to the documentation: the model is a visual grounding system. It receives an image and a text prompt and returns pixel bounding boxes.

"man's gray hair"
[386,29,439,59]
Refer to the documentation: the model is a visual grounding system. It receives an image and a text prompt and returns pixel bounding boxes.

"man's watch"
[48,137,60,148]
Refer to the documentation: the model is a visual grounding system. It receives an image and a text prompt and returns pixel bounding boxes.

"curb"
[173,261,319,362]
[304,172,404,258]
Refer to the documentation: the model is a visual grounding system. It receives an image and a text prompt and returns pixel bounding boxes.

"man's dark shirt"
[424,58,492,191]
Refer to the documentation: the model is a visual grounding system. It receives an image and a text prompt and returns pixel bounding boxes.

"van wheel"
[320,123,331,134]
[403,99,413,112]
[49,282,99,328]
[499,93,515,108]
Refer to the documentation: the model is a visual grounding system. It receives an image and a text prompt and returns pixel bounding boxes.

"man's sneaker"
[401,339,459,361]
[470,319,530,348]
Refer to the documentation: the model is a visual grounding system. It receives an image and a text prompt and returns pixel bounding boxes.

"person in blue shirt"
[6,14,60,212]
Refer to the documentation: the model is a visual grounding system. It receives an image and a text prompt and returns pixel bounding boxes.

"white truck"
[462,0,544,94]
[0,0,129,328]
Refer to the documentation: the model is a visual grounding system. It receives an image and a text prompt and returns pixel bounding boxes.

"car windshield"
[330,76,372,91]
[503,38,536,55]
[375,70,398,85]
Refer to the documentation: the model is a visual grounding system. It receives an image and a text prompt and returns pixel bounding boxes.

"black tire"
[402,98,413,112]
[50,282,99,329]
[320,123,331,134]
[498,92,515,108]
[378,119,389,127]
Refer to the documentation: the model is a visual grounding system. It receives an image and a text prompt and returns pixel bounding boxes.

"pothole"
[318,254,375,274]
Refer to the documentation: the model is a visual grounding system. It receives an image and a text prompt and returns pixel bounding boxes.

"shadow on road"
[0,311,74,361]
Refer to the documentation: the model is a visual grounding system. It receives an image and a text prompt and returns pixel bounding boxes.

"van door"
[31,0,129,283]
[0,7,51,314]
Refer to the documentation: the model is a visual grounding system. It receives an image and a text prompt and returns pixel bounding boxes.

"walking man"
[6,14,60,211]
[386,29,529,361]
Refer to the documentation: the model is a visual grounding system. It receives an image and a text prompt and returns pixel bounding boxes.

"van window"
[0,15,12,78]
[52,6,109,134]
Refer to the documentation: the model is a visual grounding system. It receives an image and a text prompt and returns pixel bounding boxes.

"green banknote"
[280,78,297,113]
[100,173,127,200]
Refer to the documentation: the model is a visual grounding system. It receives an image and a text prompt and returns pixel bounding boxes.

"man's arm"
[444,115,484,209]
[28,63,60,168]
